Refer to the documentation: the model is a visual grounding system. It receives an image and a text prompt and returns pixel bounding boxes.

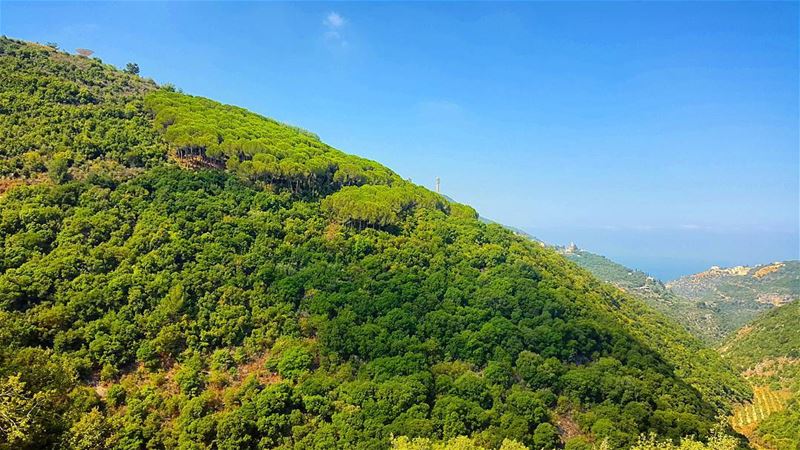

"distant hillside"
[667,261,800,340]
[720,301,800,372]
[560,245,799,344]
[558,246,724,342]
[720,302,800,449]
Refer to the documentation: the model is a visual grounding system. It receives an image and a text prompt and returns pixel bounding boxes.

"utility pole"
[435,177,440,193]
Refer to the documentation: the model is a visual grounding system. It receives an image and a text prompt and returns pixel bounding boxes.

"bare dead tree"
[76,48,94,57]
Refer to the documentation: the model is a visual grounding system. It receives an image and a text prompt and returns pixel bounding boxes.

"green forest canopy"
[145,90,400,194]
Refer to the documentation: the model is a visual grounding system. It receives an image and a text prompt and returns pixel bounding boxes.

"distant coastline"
[525,226,799,280]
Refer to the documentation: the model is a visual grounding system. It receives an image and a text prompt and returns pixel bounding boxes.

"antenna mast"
[435,177,441,193]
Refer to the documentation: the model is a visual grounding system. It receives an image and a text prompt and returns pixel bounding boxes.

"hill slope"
[0,37,749,450]
[668,262,799,340]
[720,302,800,449]
[559,246,724,343]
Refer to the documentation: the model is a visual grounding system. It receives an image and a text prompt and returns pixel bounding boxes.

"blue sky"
[2,1,798,279]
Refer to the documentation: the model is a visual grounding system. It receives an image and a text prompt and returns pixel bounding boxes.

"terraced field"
[732,386,791,429]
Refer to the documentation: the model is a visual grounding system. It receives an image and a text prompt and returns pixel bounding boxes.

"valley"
[559,245,798,345]
[556,244,798,450]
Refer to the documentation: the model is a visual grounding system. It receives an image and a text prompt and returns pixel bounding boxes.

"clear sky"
[2,1,798,279]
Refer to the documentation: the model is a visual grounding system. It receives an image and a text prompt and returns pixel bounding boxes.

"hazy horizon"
[525,225,799,281]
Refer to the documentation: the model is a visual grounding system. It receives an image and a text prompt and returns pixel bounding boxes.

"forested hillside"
[0,37,750,450]
[0,40,163,182]
[721,302,800,449]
